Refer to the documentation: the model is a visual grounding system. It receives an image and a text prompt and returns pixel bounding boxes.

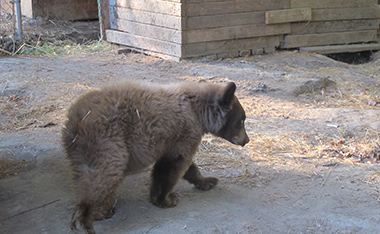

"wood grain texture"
[110,6,182,30]
[114,0,182,16]
[186,0,289,17]
[183,35,282,57]
[283,30,378,48]
[312,7,380,21]
[291,0,378,8]
[106,29,182,57]
[265,8,311,24]
[300,43,380,54]
[113,19,182,43]
[185,24,290,43]
[291,19,380,35]
[186,12,265,30]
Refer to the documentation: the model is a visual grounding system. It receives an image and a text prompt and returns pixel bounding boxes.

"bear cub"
[62,81,249,234]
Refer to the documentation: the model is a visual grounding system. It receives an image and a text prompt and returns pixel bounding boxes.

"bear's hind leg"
[183,162,218,191]
[92,190,118,220]
[71,173,122,234]
[150,155,190,208]
[71,152,127,233]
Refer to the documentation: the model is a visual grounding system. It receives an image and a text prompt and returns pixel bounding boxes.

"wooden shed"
[99,0,380,60]
[21,0,98,20]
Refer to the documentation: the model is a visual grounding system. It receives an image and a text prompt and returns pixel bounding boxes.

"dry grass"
[0,94,64,131]
[1,18,116,56]
[16,40,116,57]
[193,87,380,178]
[0,39,116,57]
[363,171,380,202]
[0,158,28,179]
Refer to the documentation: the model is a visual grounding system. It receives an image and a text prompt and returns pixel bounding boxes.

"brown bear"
[62,81,249,234]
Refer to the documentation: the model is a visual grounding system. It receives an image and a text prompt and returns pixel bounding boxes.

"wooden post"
[99,0,110,40]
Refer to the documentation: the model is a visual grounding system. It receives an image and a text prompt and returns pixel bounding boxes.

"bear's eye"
[240,120,244,126]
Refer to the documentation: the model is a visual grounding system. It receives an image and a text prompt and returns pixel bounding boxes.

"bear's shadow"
[94,171,229,234]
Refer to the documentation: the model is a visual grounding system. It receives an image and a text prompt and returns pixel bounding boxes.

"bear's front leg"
[150,155,190,208]
[183,162,218,190]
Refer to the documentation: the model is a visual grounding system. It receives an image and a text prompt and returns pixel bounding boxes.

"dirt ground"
[1,21,380,233]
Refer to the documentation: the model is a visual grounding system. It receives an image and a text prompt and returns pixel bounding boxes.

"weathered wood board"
[112,0,182,16]
[283,30,378,48]
[299,43,380,54]
[99,0,110,38]
[106,29,182,57]
[291,19,379,35]
[113,19,182,43]
[265,8,311,24]
[312,7,380,21]
[291,0,378,8]
[110,6,182,30]
[185,0,289,17]
[184,35,282,58]
[186,12,265,30]
[185,24,290,43]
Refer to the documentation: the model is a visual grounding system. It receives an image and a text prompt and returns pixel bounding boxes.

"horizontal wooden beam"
[266,8,311,24]
[112,0,182,16]
[186,0,289,17]
[282,30,378,48]
[291,19,380,35]
[105,29,182,57]
[185,24,290,43]
[110,6,182,30]
[312,7,380,21]
[113,19,182,44]
[299,43,380,54]
[184,35,282,58]
[291,0,378,8]
[186,12,265,30]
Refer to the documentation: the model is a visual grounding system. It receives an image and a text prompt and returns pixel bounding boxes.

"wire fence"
[0,0,22,53]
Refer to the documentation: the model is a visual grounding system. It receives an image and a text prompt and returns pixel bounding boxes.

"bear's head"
[214,82,250,147]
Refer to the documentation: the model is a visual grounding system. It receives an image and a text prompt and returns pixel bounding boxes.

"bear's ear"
[220,82,236,106]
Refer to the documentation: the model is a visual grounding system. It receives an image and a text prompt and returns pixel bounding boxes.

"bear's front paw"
[151,192,179,208]
[195,177,218,191]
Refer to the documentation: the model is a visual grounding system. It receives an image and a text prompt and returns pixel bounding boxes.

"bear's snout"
[232,131,250,147]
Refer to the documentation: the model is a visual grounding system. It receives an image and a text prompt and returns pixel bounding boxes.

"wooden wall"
[283,0,380,50]
[182,0,289,58]
[105,0,380,60]
[106,0,183,58]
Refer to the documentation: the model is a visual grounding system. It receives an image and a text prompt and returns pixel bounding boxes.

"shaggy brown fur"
[62,81,249,234]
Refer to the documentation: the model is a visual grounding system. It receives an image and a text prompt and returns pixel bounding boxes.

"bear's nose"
[240,136,250,147]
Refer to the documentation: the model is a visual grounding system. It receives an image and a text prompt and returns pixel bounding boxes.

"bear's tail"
[71,201,95,234]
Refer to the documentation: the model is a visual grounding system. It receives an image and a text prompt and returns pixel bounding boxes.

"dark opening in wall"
[326,51,375,64]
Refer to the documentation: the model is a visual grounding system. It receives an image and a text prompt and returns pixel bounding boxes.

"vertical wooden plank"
[100,0,110,39]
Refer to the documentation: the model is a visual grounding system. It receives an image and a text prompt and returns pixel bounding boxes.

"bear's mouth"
[231,135,249,147]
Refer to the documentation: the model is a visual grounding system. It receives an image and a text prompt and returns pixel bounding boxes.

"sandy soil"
[1,47,380,234]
